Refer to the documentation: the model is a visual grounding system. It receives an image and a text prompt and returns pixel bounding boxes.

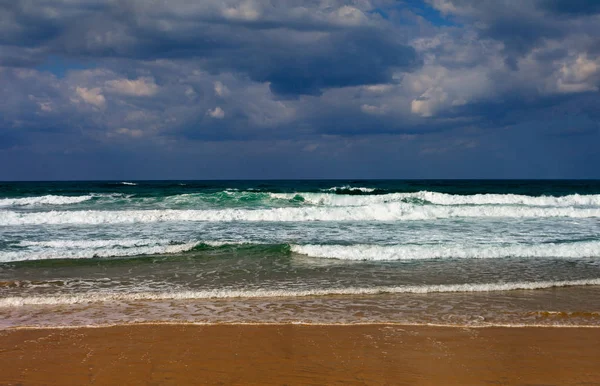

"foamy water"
[1,180,600,327]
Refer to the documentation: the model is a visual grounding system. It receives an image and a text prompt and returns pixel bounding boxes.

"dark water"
[3,179,600,197]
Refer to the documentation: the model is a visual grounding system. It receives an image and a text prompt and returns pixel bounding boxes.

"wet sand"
[1,324,600,385]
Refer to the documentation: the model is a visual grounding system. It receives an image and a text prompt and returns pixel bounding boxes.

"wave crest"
[3,190,600,210]
[273,191,600,207]
[291,241,600,261]
[1,240,199,262]
[3,278,600,307]
[3,203,600,226]
[0,195,94,207]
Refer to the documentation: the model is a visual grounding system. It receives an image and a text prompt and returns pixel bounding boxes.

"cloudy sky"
[1,0,599,180]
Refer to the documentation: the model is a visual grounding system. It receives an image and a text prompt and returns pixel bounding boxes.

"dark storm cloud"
[541,0,600,15]
[218,28,418,95]
[427,0,600,60]
[0,0,418,95]
[1,0,600,179]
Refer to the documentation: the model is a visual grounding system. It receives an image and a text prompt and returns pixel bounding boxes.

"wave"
[3,278,600,307]
[6,238,600,263]
[3,203,600,226]
[324,186,379,194]
[0,195,95,207]
[0,191,297,209]
[120,182,137,186]
[108,190,600,209]
[18,239,174,248]
[1,240,294,263]
[3,191,600,210]
[291,241,600,261]
[0,240,200,263]
[272,192,600,207]
[169,191,298,207]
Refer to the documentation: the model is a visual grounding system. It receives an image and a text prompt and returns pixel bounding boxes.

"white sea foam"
[0,241,199,262]
[0,195,94,207]
[4,191,598,210]
[324,186,376,193]
[2,278,600,307]
[18,239,179,249]
[199,240,253,247]
[2,203,600,226]
[9,239,600,262]
[273,191,600,207]
[120,182,137,186]
[291,241,600,261]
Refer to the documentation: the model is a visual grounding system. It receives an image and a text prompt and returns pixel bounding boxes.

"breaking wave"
[2,190,600,210]
[0,195,95,207]
[3,203,600,226]
[272,192,600,207]
[0,240,200,262]
[3,278,600,307]
[5,238,600,263]
[291,241,600,261]
[323,186,379,194]
[0,240,296,263]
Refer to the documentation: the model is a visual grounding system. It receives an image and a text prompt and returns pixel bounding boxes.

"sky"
[1,0,599,180]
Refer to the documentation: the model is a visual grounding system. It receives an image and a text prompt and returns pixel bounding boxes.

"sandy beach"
[1,324,600,385]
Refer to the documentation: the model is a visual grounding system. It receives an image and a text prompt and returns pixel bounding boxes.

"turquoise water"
[1,180,600,327]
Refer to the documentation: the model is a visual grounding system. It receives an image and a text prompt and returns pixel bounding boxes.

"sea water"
[1,180,600,328]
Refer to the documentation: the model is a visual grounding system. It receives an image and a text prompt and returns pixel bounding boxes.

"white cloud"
[303,143,319,152]
[39,102,52,112]
[556,54,599,93]
[184,86,196,98]
[330,6,368,26]
[222,1,260,21]
[106,77,159,96]
[361,104,387,115]
[74,87,106,108]
[114,128,144,137]
[214,81,229,97]
[207,106,225,119]
[363,84,393,93]
[410,97,438,118]
[405,63,492,117]
[427,0,463,15]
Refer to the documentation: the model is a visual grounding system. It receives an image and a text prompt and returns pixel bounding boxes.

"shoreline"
[2,324,600,385]
[5,285,600,329]
[6,321,600,330]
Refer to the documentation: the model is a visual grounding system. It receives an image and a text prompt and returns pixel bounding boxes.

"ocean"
[2,180,600,328]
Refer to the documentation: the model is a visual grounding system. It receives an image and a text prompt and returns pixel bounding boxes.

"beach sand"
[1,324,600,385]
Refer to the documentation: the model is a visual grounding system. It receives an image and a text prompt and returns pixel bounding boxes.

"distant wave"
[0,195,94,207]
[3,278,600,307]
[120,182,137,186]
[324,186,378,194]
[3,191,600,209]
[272,192,600,207]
